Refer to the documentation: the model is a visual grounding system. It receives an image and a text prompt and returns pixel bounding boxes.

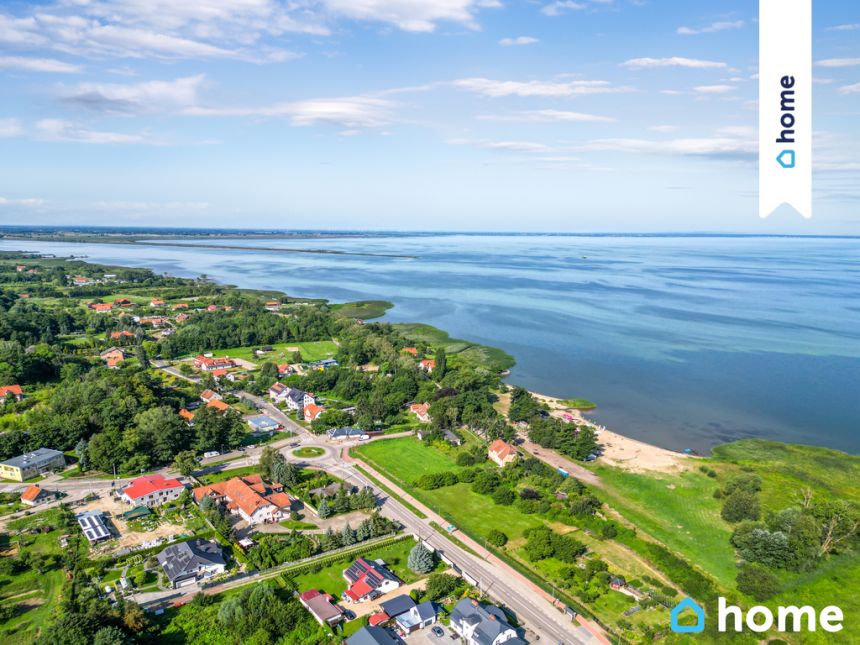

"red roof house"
[122,474,185,507]
[0,385,24,402]
[488,439,517,467]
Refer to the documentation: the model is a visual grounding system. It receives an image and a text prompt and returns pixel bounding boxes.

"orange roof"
[20,485,43,502]
[368,612,390,626]
[304,403,324,420]
[172,303,189,309]
[193,476,278,518]
[179,409,195,421]
[420,359,435,370]
[207,399,231,412]
[150,299,164,305]
[0,385,23,397]
[207,305,218,311]
[489,439,515,461]
[210,369,229,377]
[267,492,293,508]
[91,303,113,312]
[110,330,135,339]
[401,347,418,355]
[409,403,430,416]
[200,389,218,401]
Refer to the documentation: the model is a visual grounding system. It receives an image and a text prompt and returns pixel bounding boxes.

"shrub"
[487,529,508,547]
[721,491,760,523]
[491,487,515,506]
[736,563,781,601]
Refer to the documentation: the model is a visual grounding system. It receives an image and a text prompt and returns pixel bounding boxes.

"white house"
[449,598,521,645]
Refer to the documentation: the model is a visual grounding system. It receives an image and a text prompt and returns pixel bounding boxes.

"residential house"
[342,558,401,603]
[121,474,185,508]
[304,403,324,423]
[277,363,297,376]
[488,439,518,468]
[200,389,222,403]
[394,600,438,634]
[150,299,165,307]
[114,298,134,307]
[419,359,435,373]
[76,510,112,544]
[268,383,315,411]
[193,474,295,525]
[247,414,281,433]
[157,539,226,588]
[73,276,95,286]
[179,408,195,423]
[194,355,235,371]
[308,358,338,370]
[90,302,113,313]
[346,626,398,645]
[175,313,190,322]
[327,427,369,441]
[379,594,415,620]
[264,300,281,311]
[401,347,418,356]
[299,589,345,626]
[206,399,232,413]
[109,330,135,341]
[100,347,127,368]
[139,316,169,327]
[15,264,26,272]
[449,598,522,645]
[408,403,430,423]
[0,384,24,403]
[20,484,59,506]
[0,448,66,482]
[206,304,219,311]
[172,303,189,310]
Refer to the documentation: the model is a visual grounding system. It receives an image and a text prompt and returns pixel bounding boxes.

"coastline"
[528,391,691,473]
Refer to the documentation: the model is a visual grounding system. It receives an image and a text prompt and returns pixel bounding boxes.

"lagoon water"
[3,234,859,454]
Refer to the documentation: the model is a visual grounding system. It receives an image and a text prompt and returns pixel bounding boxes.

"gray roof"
[347,626,398,645]
[450,598,516,645]
[286,389,307,403]
[76,510,110,543]
[380,594,416,618]
[415,600,437,622]
[328,427,365,439]
[1,448,64,470]
[247,415,279,430]
[156,539,225,583]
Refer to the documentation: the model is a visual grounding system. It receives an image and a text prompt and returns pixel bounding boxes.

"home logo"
[670,597,705,634]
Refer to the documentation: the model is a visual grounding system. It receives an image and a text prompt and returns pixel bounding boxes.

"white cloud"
[541,1,586,17]
[90,200,209,212]
[35,119,154,144]
[677,20,743,36]
[499,36,538,46]
[694,84,735,94]
[649,125,678,133]
[453,77,627,97]
[448,138,553,153]
[0,196,44,206]
[826,24,860,32]
[321,0,500,32]
[839,82,860,95]
[0,118,24,137]
[186,96,395,129]
[479,109,614,123]
[61,75,205,114]
[0,1,320,62]
[0,56,81,73]
[580,127,755,158]
[816,58,860,68]
[622,57,727,69]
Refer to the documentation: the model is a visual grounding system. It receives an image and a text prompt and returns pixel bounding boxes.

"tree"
[317,499,332,519]
[408,542,436,574]
[491,487,515,505]
[434,348,447,379]
[736,563,781,601]
[271,460,299,487]
[258,446,285,480]
[135,344,150,369]
[93,626,128,645]
[721,491,760,523]
[423,573,463,601]
[74,438,89,472]
[172,450,199,477]
[487,529,508,547]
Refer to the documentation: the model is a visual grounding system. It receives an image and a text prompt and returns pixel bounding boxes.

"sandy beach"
[529,391,691,473]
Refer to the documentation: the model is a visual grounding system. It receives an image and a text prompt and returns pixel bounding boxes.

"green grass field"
[208,340,338,364]
[331,300,392,320]
[353,437,461,483]
[197,465,259,485]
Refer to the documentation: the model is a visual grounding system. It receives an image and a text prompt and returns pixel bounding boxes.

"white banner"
[759,0,812,219]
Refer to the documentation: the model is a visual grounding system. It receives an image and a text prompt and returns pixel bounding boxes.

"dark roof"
[379,594,416,618]
[1,448,64,470]
[450,598,516,645]
[286,389,306,403]
[346,626,398,645]
[344,558,398,588]
[415,600,437,622]
[328,427,365,438]
[156,539,225,583]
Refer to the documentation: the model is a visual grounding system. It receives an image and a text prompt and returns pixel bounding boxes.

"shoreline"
[527,391,692,473]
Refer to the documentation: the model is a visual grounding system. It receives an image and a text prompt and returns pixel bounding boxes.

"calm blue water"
[3,235,858,454]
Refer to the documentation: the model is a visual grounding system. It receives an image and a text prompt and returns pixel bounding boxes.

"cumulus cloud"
[694,84,735,94]
[578,126,755,159]
[34,119,155,144]
[186,96,395,129]
[479,109,614,123]
[453,77,627,97]
[0,118,24,137]
[0,56,81,73]
[541,1,586,17]
[622,57,727,69]
[320,0,500,32]
[60,76,206,114]
[816,58,860,68]
[677,20,743,35]
[499,36,538,46]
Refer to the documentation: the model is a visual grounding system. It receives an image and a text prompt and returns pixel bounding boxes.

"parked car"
[431,626,444,637]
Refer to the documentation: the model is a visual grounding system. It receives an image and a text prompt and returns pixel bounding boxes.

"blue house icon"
[670,597,705,633]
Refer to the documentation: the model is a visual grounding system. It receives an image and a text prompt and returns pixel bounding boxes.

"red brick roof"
[420,359,435,370]
[193,476,283,518]
[369,612,390,626]
[401,347,418,355]
[207,399,231,412]
[0,385,23,397]
[489,439,515,461]
[124,474,183,500]
[20,484,44,502]
[304,403,324,421]
[179,409,195,421]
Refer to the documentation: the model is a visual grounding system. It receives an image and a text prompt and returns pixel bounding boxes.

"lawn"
[353,437,461,485]
[331,300,392,320]
[292,447,325,458]
[392,323,515,373]
[208,341,338,365]
[197,465,260,485]
[590,464,736,590]
[287,537,421,597]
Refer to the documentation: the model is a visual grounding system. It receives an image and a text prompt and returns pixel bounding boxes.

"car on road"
[431,626,444,637]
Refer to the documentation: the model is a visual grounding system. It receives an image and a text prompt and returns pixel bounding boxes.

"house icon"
[670,597,705,633]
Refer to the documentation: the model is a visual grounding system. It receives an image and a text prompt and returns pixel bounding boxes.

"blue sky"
[0,0,858,233]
